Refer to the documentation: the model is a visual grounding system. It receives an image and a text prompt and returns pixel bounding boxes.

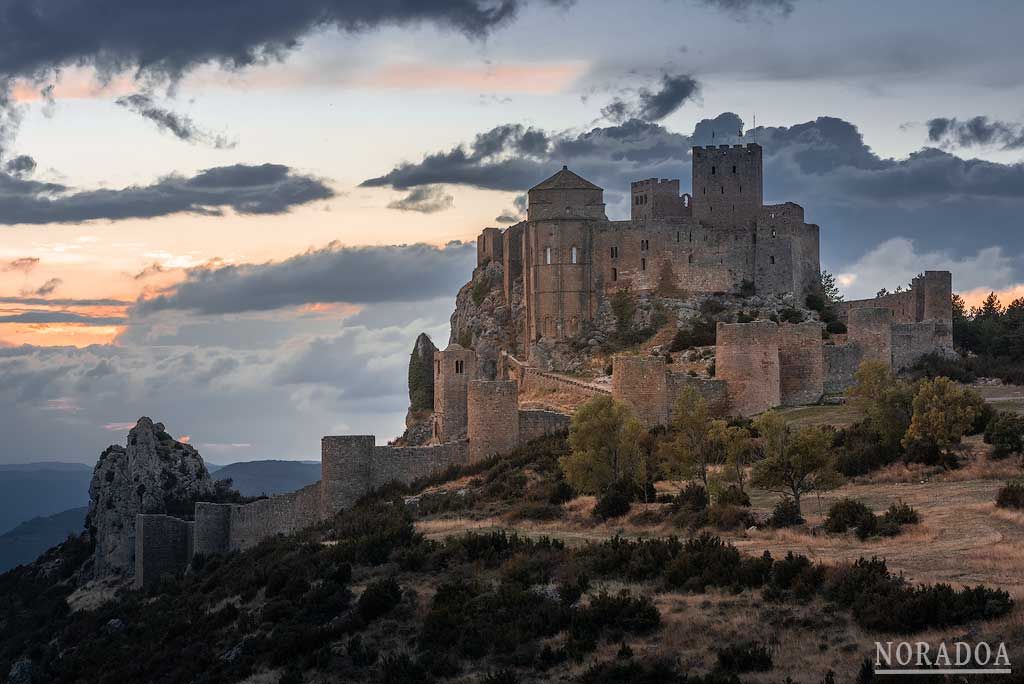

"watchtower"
[630,178,692,221]
[432,343,477,442]
[692,143,763,229]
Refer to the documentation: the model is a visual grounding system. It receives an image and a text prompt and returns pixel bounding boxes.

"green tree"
[711,421,754,496]
[903,377,979,458]
[751,412,841,513]
[660,386,721,487]
[847,361,916,454]
[986,412,1024,461]
[561,396,646,495]
[819,270,843,304]
[407,333,437,412]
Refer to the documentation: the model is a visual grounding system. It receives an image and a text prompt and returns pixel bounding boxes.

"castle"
[132,143,954,587]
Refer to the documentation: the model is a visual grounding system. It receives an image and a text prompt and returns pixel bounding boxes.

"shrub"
[715,485,751,507]
[826,320,847,334]
[357,577,403,622]
[768,498,804,528]
[700,299,726,316]
[996,481,1024,509]
[664,533,771,592]
[716,641,774,673]
[880,501,919,526]
[674,483,709,512]
[834,422,897,476]
[471,275,491,306]
[572,591,662,643]
[510,501,564,521]
[778,307,805,324]
[707,503,754,531]
[823,498,877,539]
[593,480,635,520]
[670,316,717,351]
[985,412,1024,459]
[579,536,682,582]
[580,658,689,684]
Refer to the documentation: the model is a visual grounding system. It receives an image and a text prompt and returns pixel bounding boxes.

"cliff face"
[448,260,521,379]
[86,417,214,576]
[397,332,439,446]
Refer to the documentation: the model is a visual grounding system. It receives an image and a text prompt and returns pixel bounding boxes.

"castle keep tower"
[523,167,606,347]
[692,143,763,229]
[432,343,477,442]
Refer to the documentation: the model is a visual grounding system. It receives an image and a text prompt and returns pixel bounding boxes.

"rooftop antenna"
[752,114,757,143]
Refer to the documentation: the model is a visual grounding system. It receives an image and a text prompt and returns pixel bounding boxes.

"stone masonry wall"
[467,380,520,463]
[777,321,825,406]
[134,514,194,589]
[518,409,571,442]
[611,354,670,426]
[823,343,864,394]
[715,321,781,416]
[848,308,894,367]
[666,373,730,418]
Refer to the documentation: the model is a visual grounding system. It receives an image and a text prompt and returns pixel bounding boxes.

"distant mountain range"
[0,459,321,572]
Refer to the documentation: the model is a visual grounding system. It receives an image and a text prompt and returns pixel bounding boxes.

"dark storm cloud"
[0,311,126,325]
[0,1,544,84]
[387,185,454,213]
[115,93,235,149]
[603,74,701,123]
[926,116,1024,150]
[0,163,333,225]
[3,155,36,176]
[360,112,1024,271]
[133,241,476,315]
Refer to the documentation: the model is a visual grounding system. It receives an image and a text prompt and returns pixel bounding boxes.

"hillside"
[0,465,91,535]
[0,507,87,573]
[1,430,1020,682]
[211,460,321,497]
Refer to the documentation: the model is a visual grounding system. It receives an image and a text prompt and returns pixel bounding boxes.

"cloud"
[0,296,128,307]
[115,93,235,149]
[133,263,168,280]
[926,116,1024,150]
[386,185,454,213]
[28,278,62,296]
[602,73,701,123]
[133,241,475,315]
[3,155,36,177]
[3,257,39,273]
[0,311,126,325]
[836,238,1016,300]
[696,0,795,18]
[0,163,333,225]
[0,1,540,86]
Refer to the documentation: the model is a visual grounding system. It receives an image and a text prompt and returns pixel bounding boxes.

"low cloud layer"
[133,241,475,315]
[0,162,333,225]
[0,311,125,325]
[115,93,235,149]
[926,116,1024,150]
[387,185,454,213]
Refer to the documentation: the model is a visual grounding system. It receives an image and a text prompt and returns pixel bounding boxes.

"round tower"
[467,380,519,462]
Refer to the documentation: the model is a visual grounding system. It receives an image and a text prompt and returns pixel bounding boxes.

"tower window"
[770,256,775,265]
[640,239,649,251]
[732,165,737,173]
[610,246,618,258]
[545,246,552,264]
[455,360,464,374]
[612,267,618,281]
[721,186,725,194]
[771,229,776,238]
[571,246,578,264]
[676,231,680,242]
[688,254,693,264]
[711,166,716,175]
[641,258,646,271]
[436,360,440,375]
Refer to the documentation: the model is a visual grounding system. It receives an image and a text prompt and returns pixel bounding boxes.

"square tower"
[432,343,477,442]
[692,143,763,229]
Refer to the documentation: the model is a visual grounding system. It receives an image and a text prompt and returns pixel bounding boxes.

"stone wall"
[519,366,610,403]
[611,354,670,426]
[715,321,781,416]
[848,308,894,367]
[477,227,504,268]
[134,514,194,589]
[691,144,763,229]
[777,321,825,406]
[518,409,571,442]
[836,271,953,326]
[823,343,864,394]
[368,441,469,489]
[666,373,730,418]
[892,321,954,371]
[467,380,520,462]
[631,178,691,221]
[433,344,477,442]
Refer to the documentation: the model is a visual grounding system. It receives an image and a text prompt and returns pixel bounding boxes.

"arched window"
[571,246,578,264]
[455,360,464,374]
[612,267,618,281]
[545,246,552,264]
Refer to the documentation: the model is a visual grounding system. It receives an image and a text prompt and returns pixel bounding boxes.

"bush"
[580,658,689,684]
[715,485,751,507]
[985,412,1024,459]
[996,481,1024,509]
[768,498,804,528]
[823,498,877,539]
[708,503,755,531]
[664,533,771,592]
[716,641,773,673]
[579,536,683,582]
[778,307,805,324]
[834,422,897,476]
[593,480,635,520]
[826,320,847,334]
[880,501,919,527]
[670,316,717,351]
[673,483,709,513]
[572,591,662,643]
[357,577,403,622]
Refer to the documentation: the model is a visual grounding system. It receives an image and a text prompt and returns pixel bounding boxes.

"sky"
[1,0,1023,465]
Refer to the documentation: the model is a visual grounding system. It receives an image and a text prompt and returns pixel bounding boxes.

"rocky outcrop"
[393,333,439,447]
[449,260,521,379]
[86,418,215,577]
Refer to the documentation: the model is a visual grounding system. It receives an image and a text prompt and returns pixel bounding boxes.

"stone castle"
[131,142,954,587]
